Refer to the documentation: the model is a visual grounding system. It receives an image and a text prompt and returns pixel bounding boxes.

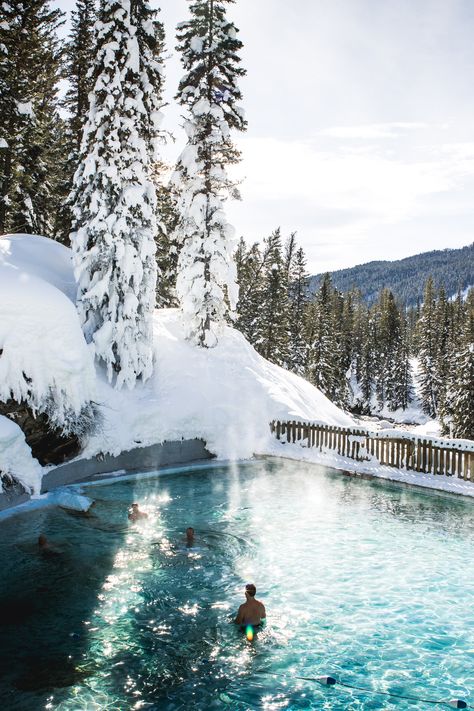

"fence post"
[463,451,469,480]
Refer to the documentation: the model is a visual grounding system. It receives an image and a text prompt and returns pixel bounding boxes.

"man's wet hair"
[245,583,256,597]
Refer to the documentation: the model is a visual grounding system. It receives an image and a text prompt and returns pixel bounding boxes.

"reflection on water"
[0,459,472,710]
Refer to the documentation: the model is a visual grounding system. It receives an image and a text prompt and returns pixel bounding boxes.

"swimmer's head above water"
[185,527,195,546]
[245,583,256,598]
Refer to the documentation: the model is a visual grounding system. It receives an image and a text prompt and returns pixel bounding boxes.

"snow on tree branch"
[173,0,247,348]
[70,0,165,388]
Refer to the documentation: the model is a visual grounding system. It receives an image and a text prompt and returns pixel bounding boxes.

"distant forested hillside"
[309,243,474,305]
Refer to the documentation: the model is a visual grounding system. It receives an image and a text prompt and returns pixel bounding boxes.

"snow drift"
[0,234,96,431]
[84,308,354,461]
[0,233,76,301]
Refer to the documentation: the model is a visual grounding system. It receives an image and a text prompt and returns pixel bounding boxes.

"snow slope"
[0,235,96,432]
[84,309,354,461]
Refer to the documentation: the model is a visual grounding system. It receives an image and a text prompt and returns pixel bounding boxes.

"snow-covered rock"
[0,234,96,431]
[0,415,42,495]
[50,490,95,513]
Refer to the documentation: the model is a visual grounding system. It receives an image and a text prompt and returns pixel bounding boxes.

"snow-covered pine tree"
[253,229,290,365]
[330,287,351,406]
[373,288,407,410]
[287,245,309,375]
[305,273,339,401]
[416,278,440,417]
[65,0,96,160]
[356,303,376,412]
[153,161,180,308]
[446,291,474,439]
[57,0,96,241]
[0,0,64,235]
[173,0,247,348]
[70,0,165,389]
[387,313,413,411]
[235,238,271,344]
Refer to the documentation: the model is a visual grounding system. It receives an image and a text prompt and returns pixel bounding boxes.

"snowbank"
[0,235,96,430]
[0,416,42,495]
[83,309,354,460]
[0,233,76,301]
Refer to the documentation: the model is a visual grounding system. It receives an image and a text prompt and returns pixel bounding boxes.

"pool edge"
[0,438,214,516]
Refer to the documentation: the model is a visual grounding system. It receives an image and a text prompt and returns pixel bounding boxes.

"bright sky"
[56,0,474,272]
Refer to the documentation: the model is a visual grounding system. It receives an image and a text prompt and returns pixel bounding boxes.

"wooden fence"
[270,420,474,482]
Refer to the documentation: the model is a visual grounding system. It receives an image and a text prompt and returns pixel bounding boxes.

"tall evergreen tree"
[235,238,264,343]
[65,0,96,158]
[57,0,96,241]
[253,229,290,365]
[446,292,474,439]
[416,278,440,417]
[287,246,309,375]
[70,0,165,388]
[0,0,64,235]
[173,0,247,348]
[153,162,180,308]
[305,273,339,401]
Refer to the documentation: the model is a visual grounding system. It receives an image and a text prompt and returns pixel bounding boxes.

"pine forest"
[1,0,473,441]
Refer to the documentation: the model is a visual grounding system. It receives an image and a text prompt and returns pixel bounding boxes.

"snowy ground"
[0,234,472,502]
[352,358,441,437]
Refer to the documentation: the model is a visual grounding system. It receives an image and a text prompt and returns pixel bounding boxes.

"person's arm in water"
[235,604,244,625]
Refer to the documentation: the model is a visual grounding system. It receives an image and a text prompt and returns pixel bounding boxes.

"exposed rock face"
[0,400,81,465]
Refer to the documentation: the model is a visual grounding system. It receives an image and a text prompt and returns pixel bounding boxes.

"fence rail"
[270,420,474,482]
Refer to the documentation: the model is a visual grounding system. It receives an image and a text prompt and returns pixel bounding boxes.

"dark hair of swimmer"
[245,583,256,597]
[38,534,48,548]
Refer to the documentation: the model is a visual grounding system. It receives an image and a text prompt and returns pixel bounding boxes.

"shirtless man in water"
[128,503,148,522]
[235,583,266,627]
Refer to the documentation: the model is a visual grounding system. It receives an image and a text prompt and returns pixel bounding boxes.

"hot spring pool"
[0,458,472,710]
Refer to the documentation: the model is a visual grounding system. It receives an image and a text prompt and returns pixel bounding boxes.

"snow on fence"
[270,420,474,482]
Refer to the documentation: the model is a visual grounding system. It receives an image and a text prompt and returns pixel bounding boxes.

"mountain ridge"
[309,242,474,305]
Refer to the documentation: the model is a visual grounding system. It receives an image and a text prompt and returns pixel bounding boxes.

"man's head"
[186,527,194,539]
[131,503,139,510]
[38,534,47,548]
[245,583,256,598]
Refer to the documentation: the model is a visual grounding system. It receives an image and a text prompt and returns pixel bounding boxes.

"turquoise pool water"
[0,458,473,710]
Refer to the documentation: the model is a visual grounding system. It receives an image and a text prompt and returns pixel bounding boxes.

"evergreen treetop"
[173,0,247,348]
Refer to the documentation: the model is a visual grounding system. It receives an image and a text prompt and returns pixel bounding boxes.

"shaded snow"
[0,416,42,495]
[0,233,76,301]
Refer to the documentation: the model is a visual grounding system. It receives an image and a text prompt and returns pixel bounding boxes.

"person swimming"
[234,583,266,628]
[38,534,61,557]
[128,503,148,522]
[185,527,195,547]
